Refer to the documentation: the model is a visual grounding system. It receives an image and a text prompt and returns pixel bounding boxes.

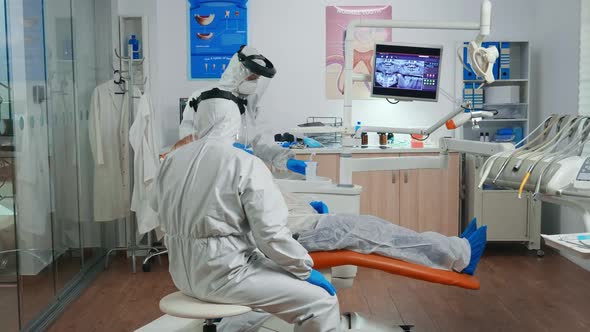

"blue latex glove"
[310,201,329,214]
[303,136,323,148]
[282,141,298,148]
[306,269,336,296]
[233,142,253,155]
[286,159,307,175]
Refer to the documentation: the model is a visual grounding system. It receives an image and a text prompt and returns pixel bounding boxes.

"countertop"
[292,145,442,154]
[160,143,444,155]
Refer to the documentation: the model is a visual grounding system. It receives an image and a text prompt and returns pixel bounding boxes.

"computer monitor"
[371,43,442,102]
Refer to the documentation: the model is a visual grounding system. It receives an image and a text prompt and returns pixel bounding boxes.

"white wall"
[114,0,590,268]
[530,0,588,271]
[118,0,537,148]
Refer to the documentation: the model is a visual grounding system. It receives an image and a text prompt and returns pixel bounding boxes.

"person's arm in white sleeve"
[179,102,195,139]
[250,134,295,170]
[240,158,313,279]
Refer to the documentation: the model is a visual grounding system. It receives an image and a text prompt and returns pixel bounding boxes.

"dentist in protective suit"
[152,46,340,332]
[179,48,305,175]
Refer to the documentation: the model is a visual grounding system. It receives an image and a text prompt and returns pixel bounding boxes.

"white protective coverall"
[151,50,340,332]
[179,48,294,171]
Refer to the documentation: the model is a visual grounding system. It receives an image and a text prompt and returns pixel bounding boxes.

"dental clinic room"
[2,0,590,331]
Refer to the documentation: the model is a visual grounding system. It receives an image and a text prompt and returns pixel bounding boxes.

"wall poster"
[325,5,392,99]
[188,0,248,79]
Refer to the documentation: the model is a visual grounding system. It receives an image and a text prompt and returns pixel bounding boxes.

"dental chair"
[140,176,479,332]
[257,176,479,332]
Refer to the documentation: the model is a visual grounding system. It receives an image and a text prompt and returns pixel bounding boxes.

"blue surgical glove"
[233,142,254,155]
[286,158,307,175]
[303,136,323,148]
[310,201,329,214]
[281,141,299,148]
[306,269,336,296]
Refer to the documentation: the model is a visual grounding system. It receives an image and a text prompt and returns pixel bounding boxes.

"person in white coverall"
[178,48,305,174]
[151,46,341,332]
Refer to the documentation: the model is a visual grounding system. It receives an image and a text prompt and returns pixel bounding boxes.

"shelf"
[484,103,528,107]
[464,79,528,83]
[479,118,528,122]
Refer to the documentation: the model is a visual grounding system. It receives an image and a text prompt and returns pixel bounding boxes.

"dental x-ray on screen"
[371,43,442,102]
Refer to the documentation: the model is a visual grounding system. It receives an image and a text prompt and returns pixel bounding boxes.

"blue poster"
[188,0,248,79]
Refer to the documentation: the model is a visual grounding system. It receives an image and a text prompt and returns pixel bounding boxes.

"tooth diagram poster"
[188,0,248,79]
[325,6,392,99]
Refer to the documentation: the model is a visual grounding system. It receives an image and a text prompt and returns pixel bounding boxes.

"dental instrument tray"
[300,116,343,145]
[298,122,326,127]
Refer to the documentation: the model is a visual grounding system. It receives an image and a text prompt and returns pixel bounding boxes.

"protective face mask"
[237,80,258,95]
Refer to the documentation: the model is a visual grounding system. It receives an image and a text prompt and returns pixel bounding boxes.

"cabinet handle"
[392,172,396,184]
[404,171,408,183]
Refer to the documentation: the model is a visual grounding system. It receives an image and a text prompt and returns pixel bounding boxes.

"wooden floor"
[48,246,590,332]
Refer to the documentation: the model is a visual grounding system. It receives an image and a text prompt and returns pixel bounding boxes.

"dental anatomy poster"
[325,6,392,99]
[188,0,248,79]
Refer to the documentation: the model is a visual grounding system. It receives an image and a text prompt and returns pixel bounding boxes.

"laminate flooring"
[47,246,590,332]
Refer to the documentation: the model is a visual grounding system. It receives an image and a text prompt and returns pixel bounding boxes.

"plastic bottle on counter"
[387,133,394,145]
[355,121,362,133]
[128,34,140,59]
[379,132,387,146]
[361,132,368,147]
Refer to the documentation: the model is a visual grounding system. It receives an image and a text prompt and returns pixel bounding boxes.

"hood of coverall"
[195,46,272,142]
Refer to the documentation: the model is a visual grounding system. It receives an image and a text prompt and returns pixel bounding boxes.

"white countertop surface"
[292,146,441,154]
[161,144,443,155]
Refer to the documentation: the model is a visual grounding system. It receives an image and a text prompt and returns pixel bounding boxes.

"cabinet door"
[295,154,339,182]
[352,154,400,224]
[400,153,460,236]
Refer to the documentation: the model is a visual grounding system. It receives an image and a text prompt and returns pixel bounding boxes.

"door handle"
[404,171,408,183]
[392,171,396,184]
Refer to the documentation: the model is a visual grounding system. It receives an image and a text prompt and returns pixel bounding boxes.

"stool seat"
[159,292,251,320]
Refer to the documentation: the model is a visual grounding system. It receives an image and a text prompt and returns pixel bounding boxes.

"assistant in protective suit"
[151,47,341,332]
[179,46,306,174]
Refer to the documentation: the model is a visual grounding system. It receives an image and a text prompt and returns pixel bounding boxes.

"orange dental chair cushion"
[309,250,480,290]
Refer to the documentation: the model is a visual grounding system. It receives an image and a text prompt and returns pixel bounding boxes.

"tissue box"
[485,85,519,104]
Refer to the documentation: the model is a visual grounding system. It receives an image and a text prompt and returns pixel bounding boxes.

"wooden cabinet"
[352,154,400,223]
[294,152,460,236]
[399,153,460,236]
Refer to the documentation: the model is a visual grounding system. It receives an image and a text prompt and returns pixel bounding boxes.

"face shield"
[236,76,274,146]
[235,46,275,146]
[237,46,276,79]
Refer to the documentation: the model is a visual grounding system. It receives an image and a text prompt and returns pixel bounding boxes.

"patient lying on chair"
[164,135,486,275]
[282,192,487,275]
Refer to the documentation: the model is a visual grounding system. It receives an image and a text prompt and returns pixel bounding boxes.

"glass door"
[0,0,19,330]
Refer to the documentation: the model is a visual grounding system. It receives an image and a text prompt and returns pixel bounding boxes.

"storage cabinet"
[399,153,460,236]
[457,41,531,143]
[464,155,542,250]
[295,152,460,236]
[352,154,400,224]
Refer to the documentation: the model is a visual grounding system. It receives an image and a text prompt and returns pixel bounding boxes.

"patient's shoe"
[460,218,477,238]
[462,225,487,275]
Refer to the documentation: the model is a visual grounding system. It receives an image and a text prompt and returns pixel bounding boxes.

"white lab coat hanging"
[88,81,138,222]
[129,93,160,234]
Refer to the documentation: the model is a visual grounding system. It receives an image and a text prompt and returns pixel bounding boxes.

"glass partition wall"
[0,0,113,330]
